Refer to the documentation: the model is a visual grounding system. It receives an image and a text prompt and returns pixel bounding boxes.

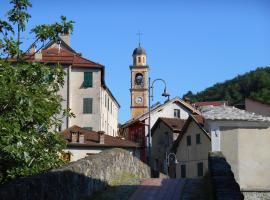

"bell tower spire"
[130,44,149,119]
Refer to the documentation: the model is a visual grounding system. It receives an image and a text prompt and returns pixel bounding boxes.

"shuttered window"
[197,162,203,177]
[187,135,191,146]
[83,72,93,87]
[181,164,186,178]
[196,134,201,144]
[83,98,92,114]
[83,127,92,131]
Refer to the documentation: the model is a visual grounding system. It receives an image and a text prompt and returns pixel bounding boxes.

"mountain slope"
[183,67,270,106]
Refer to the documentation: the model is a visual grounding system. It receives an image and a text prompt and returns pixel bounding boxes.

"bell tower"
[130,45,149,118]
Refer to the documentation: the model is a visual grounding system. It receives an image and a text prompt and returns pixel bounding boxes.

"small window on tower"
[135,73,144,86]
[138,56,141,63]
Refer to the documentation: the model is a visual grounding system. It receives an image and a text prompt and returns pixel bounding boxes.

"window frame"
[196,134,201,144]
[83,72,93,88]
[174,109,180,118]
[181,164,186,178]
[197,162,204,177]
[83,98,93,114]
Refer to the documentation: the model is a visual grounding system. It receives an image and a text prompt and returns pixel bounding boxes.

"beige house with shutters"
[26,34,120,136]
[173,115,211,179]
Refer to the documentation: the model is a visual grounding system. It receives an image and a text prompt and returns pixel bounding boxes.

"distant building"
[120,96,200,163]
[245,98,270,117]
[61,126,139,162]
[25,34,120,136]
[172,115,210,179]
[151,117,186,177]
[201,105,270,192]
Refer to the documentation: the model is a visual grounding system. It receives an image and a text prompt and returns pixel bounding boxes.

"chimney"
[184,97,191,104]
[71,131,78,143]
[29,44,36,54]
[59,33,70,46]
[34,50,42,61]
[98,131,105,144]
[79,132,84,144]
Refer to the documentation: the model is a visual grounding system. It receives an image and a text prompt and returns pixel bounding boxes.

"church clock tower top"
[132,45,147,66]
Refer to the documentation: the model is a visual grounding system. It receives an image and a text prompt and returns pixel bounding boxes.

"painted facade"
[30,35,120,136]
[174,117,211,179]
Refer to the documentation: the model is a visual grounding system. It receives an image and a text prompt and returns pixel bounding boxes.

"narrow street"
[129,179,185,200]
[129,178,212,200]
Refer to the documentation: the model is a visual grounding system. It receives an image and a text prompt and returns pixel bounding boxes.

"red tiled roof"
[192,101,228,107]
[23,48,103,68]
[61,125,139,148]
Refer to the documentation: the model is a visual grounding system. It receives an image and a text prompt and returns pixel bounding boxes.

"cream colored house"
[201,106,270,192]
[61,126,139,162]
[173,115,211,178]
[27,34,120,136]
[151,117,186,176]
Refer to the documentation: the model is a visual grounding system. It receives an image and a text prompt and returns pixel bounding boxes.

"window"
[138,56,141,63]
[197,162,203,177]
[174,109,180,118]
[105,95,107,107]
[187,135,191,146]
[83,98,92,114]
[196,134,201,144]
[83,127,92,131]
[83,72,93,87]
[181,164,186,178]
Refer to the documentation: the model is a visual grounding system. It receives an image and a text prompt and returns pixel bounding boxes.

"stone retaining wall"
[208,151,244,200]
[0,148,151,200]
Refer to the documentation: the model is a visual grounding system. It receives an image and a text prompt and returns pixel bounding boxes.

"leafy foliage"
[0,0,74,183]
[183,67,270,106]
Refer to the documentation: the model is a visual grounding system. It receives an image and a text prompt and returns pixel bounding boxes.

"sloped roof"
[61,125,139,148]
[24,48,103,68]
[122,96,201,128]
[152,117,186,134]
[171,115,210,153]
[201,105,270,122]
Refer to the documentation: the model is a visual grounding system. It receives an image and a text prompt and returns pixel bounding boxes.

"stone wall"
[208,151,244,200]
[243,192,270,200]
[0,148,151,200]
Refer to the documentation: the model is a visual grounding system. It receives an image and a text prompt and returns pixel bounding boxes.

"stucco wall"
[0,149,151,200]
[100,88,119,136]
[220,127,270,191]
[64,147,136,162]
[176,121,211,178]
[69,68,101,131]
[152,121,175,173]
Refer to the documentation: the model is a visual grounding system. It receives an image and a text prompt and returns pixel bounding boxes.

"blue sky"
[1,0,270,123]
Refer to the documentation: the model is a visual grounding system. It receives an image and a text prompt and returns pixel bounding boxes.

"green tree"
[0,0,74,183]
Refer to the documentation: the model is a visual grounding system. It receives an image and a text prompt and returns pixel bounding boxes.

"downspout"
[66,65,71,128]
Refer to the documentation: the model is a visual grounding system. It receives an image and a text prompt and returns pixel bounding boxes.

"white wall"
[69,68,101,131]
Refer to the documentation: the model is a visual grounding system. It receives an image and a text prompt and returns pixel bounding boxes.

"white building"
[201,106,270,192]
[28,34,120,136]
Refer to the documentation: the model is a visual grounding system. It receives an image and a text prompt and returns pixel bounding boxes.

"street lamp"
[148,77,170,168]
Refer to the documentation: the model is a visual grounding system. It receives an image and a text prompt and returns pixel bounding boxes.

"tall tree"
[0,0,74,183]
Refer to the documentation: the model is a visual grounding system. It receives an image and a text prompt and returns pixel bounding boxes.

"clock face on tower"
[135,96,143,105]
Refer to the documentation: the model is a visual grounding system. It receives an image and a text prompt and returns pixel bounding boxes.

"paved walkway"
[129,178,186,200]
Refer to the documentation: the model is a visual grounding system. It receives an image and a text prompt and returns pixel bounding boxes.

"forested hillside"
[183,67,270,106]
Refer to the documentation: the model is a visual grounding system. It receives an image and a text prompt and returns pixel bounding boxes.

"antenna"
[136,31,142,47]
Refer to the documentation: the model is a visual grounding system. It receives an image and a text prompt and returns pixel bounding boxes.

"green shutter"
[83,98,92,114]
[84,72,93,87]
[83,127,93,131]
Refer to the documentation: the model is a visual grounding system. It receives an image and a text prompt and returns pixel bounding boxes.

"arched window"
[135,73,144,86]
[138,56,141,63]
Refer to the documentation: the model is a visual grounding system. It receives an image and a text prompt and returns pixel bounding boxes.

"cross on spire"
[137,31,142,47]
